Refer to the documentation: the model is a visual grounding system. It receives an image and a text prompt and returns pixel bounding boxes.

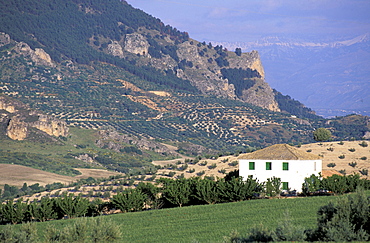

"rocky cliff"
[0,95,68,140]
[96,29,279,111]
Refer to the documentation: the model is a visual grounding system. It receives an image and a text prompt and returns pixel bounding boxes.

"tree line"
[2,171,370,226]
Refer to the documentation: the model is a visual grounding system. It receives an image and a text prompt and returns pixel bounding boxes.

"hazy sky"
[127,0,370,42]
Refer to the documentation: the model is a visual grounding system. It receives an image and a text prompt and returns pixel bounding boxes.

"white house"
[239,144,322,192]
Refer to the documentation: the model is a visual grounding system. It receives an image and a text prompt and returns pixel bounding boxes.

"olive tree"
[313,128,332,142]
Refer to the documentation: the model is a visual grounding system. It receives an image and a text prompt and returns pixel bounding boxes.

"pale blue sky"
[127,0,370,42]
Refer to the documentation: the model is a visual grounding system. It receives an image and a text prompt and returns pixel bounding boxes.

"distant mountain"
[0,0,368,168]
[213,34,370,117]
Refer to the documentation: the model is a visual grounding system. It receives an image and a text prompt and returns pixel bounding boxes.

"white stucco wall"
[239,159,322,192]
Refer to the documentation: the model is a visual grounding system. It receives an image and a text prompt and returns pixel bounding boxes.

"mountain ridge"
[0,0,368,162]
[211,34,370,117]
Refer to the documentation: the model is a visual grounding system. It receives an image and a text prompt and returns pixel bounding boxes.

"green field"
[2,195,340,242]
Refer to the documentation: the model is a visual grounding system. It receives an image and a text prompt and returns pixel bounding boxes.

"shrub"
[311,189,370,242]
[208,163,217,169]
[359,141,368,147]
[187,168,195,173]
[218,169,226,174]
[327,163,336,168]
[339,155,345,159]
[0,222,38,243]
[228,161,238,166]
[327,147,334,152]
[177,164,188,171]
[199,161,208,166]
[349,148,356,152]
[360,156,367,160]
[338,141,344,145]
[349,162,357,168]
[91,217,122,242]
[196,171,205,176]
[167,171,176,177]
[306,149,312,152]
[360,169,368,176]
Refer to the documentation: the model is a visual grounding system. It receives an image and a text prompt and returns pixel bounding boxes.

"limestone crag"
[6,115,28,140]
[123,33,149,56]
[32,114,69,137]
[107,41,124,58]
[0,33,55,67]
[0,95,68,140]
[241,79,280,112]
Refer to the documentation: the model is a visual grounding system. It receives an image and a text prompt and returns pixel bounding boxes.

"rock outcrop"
[123,33,149,56]
[96,130,176,155]
[0,33,55,67]
[0,95,68,140]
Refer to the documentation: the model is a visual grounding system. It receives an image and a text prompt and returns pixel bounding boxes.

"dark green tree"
[218,176,261,202]
[54,194,89,219]
[136,182,163,209]
[111,188,145,212]
[264,177,281,197]
[193,178,220,204]
[0,199,29,224]
[28,197,57,222]
[159,178,191,207]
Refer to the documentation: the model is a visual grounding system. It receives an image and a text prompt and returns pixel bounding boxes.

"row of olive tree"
[111,175,263,212]
[0,194,95,225]
[302,173,370,195]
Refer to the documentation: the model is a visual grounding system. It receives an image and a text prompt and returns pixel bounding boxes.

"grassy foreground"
[11,195,339,242]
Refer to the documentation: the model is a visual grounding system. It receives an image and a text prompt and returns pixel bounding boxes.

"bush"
[0,223,37,243]
[310,189,370,241]
[199,161,208,166]
[349,162,357,168]
[44,217,121,242]
[228,161,238,166]
[359,141,368,147]
[208,163,217,169]
[327,163,336,168]
[196,171,205,176]
[349,148,356,152]
[218,169,226,174]
[187,168,195,173]
[360,156,367,160]
[339,155,345,159]
[360,169,368,176]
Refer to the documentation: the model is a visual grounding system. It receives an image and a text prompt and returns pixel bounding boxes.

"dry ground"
[298,141,370,179]
[1,140,369,202]
[0,164,121,189]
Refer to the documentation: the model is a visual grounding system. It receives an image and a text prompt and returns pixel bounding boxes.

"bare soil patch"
[0,164,121,189]
[298,141,370,179]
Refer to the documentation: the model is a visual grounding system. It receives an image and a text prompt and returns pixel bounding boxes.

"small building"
[239,144,322,192]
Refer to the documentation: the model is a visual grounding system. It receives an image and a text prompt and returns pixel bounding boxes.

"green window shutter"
[249,162,255,170]
[282,162,289,171]
[282,182,289,190]
[266,162,272,170]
